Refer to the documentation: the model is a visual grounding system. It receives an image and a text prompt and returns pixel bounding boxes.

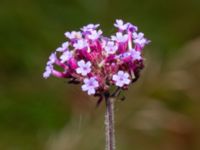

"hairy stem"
[105,96,115,150]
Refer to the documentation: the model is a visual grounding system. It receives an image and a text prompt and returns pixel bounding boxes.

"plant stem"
[105,96,115,150]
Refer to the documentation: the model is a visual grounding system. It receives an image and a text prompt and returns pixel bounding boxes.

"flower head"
[81,77,99,95]
[43,19,149,95]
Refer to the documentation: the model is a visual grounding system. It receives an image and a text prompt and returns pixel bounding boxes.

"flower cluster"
[43,19,150,95]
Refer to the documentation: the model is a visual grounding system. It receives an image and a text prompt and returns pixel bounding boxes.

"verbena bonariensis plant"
[43,19,150,150]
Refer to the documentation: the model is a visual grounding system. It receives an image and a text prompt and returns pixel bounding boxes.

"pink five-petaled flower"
[111,32,128,43]
[64,31,82,39]
[112,71,131,87]
[73,39,88,49]
[129,49,142,60]
[56,42,69,52]
[133,32,149,48]
[60,50,73,63]
[43,53,56,78]
[104,41,118,54]
[81,24,100,32]
[43,65,52,79]
[76,60,92,76]
[134,38,148,48]
[88,30,103,40]
[114,19,128,31]
[47,52,57,65]
[81,77,99,95]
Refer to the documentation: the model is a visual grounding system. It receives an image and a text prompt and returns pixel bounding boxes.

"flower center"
[83,66,88,70]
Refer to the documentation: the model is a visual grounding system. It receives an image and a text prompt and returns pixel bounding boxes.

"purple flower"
[76,60,92,76]
[43,65,52,79]
[56,42,69,52]
[81,77,99,95]
[43,19,149,95]
[81,24,100,32]
[114,19,128,31]
[133,32,144,40]
[73,39,88,49]
[47,53,57,65]
[111,32,128,43]
[88,30,102,40]
[133,38,148,48]
[133,32,149,48]
[112,71,131,87]
[60,51,73,63]
[104,41,118,54]
[64,31,82,39]
[129,49,142,60]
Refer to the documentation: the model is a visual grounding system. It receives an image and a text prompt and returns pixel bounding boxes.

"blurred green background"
[1,0,200,149]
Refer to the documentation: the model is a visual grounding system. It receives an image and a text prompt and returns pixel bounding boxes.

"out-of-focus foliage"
[0,0,200,150]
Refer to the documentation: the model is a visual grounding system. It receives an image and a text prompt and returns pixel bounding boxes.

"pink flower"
[114,19,128,31]
[73,39,88,49]
[134,38,148,48]
[65,31,82,39]
[47,53,57,65]
[43,65,52,79]
[56,42,69,52]
[133,32,150,48]
[88,30,102,40]
[76,60,92,76]
[104,41,118,54]
[81,24,100,32]
[43,19,149,95]
[111,32,128,43]
[60,51,73,63]
[130,49,142,60]
[81,77,99,95]
[112,71,131,87]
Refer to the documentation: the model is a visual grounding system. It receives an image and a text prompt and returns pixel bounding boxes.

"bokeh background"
[1,0,200,149]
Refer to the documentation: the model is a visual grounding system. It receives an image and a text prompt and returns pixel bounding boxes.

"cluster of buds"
[43,19,150,97]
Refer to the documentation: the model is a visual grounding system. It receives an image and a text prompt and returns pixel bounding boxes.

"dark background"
[0,0,200,149]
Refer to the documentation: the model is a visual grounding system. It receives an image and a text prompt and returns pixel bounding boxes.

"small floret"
[76,60,92,76]
[81,77,99,95]
[112,71,131,87]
